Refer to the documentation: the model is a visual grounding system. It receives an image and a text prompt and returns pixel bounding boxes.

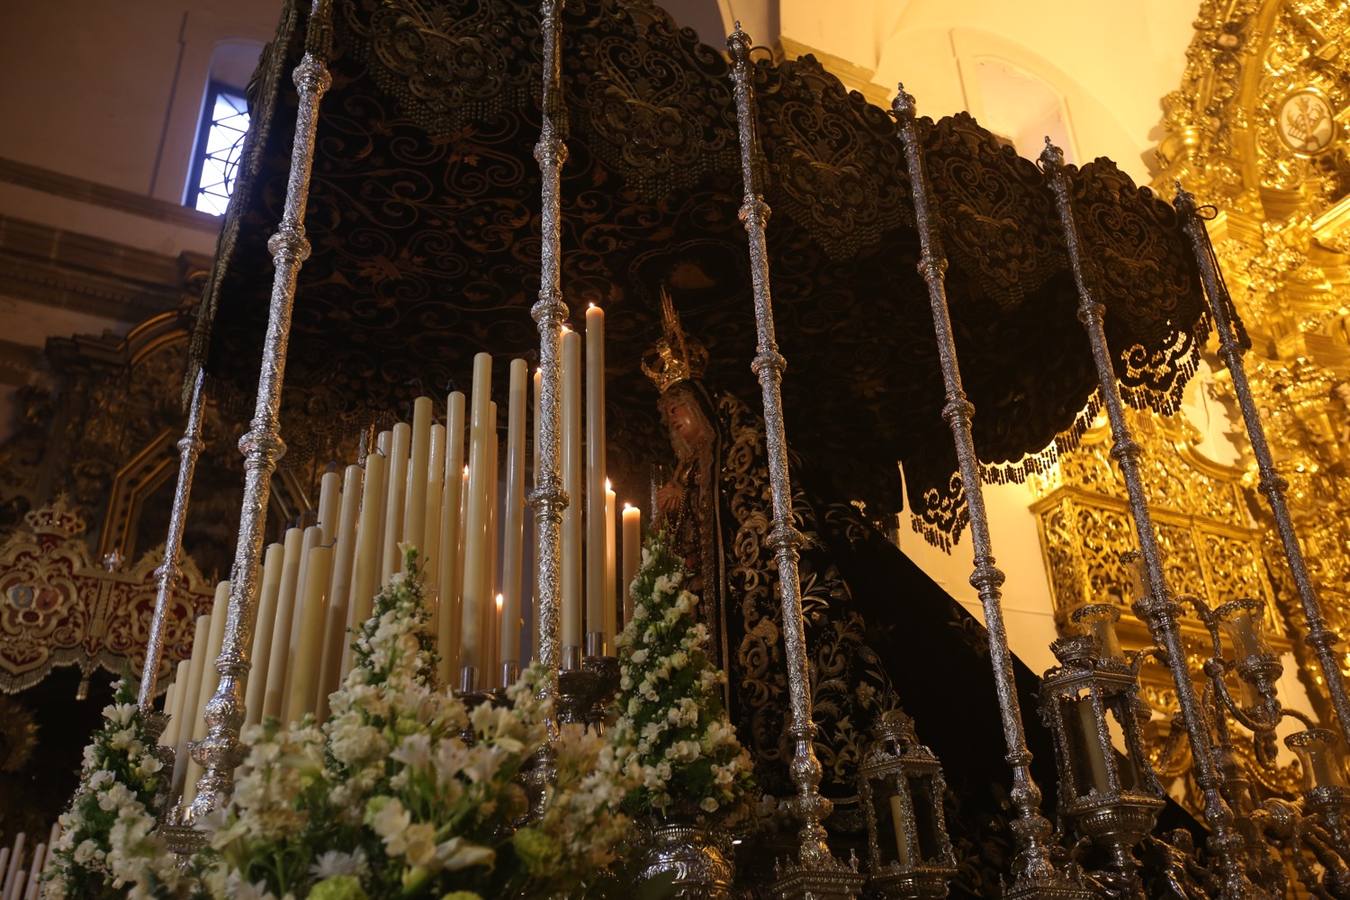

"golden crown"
[641,287,709,393]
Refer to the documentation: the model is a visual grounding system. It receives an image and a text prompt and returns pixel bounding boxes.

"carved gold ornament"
[1276,88,1337,155]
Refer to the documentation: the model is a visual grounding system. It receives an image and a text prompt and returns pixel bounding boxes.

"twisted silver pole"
[892,89,1087,899]
[1042,144,1248,897]
[137,368,207,710]
[528,0,567,706]
[188,0,334,818]
[1176,186,1350,748]
[728,28,859,894]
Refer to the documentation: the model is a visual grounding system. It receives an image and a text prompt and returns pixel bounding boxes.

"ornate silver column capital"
[137,369,207,710]
[187,0,335,817]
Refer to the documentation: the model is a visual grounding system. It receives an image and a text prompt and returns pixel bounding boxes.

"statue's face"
[659,387,711,459]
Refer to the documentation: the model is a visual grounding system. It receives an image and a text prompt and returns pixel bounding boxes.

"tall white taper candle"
[404,396,433,554]
[501,359,527,668]
[438,393,466,685]
[382,422,411,583]
[263,528,305,720]
[318,464,362,719]
[585,304,607,649]
[561,329,583,653]
[244,542,285,726]
[460,353,493,682]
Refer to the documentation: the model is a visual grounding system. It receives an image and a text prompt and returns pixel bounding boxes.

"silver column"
[137,368,207,710]
[1176,185,1350,748]
[893,89,1084,899]
[1043,144,1248,896]
[529,0,568,702]
[727,27,861,895]
[188,0,334,818]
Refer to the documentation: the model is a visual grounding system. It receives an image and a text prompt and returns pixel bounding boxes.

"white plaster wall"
[897,478,1061,677]
[0,0,278,205]
[781,0,1201,182]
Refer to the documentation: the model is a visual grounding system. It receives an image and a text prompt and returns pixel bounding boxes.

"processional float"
[104,0,1350,895]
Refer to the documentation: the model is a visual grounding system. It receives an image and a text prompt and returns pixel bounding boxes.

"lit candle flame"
[495,593,504,610]
[605,478,612,491]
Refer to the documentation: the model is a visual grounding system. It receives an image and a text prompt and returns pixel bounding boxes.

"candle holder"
[500,660,521,689]
[556,665,600,727]
[581,652,620,734]
[857,710,957,898]
[1040,635,1165,896]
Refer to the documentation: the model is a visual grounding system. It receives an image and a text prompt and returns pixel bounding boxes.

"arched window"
[183,40,261,214]
[186,82,249,215]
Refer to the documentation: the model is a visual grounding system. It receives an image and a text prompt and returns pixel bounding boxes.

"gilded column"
[1177,185,1350,747]
[894,90,1090,899]
[1043,144,1248,896]
[188,0,334,818]
[728,26,863,898]
[137,368,207,710]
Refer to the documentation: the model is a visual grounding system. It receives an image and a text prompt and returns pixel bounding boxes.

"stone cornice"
[0,214,212,324]
[0,156,221,232]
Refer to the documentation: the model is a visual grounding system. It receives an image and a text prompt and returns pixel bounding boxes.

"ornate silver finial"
[891,82,915,118]
[728,20,750,60]
[1038,136,1065,171]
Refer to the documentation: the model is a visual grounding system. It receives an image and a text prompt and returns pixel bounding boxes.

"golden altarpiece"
[1029,0,1350,764]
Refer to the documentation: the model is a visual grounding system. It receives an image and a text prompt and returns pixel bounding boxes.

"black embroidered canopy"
[192,0,1207,546]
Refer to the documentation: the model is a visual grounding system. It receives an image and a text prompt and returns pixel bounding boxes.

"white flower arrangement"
[178,547,629,900]
[44,680,179,900]
[608,537,754,821]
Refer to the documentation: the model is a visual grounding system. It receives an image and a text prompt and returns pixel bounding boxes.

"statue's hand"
[656,482,683,520]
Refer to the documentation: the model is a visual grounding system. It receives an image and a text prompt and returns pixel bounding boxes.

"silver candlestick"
[728,25,864,899]
[1175,185,1350,749]
[137,368,206,710]
[187,0,335,819]
[1041,143,1249,896]
[894,92,1090,900]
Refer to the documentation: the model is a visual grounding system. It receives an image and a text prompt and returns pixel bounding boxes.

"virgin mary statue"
[641,289,1068,894]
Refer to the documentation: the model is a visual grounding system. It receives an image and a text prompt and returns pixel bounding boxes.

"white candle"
[171,615,210,799]
[561,329,583,652]
[287,544,334,723]
[316,469,341,545]
[889,795,913,867]
[343,451,387,679]
[245,542,285,726]
[423,422,446,599]
[532,369,542,485]
[382,422,411,583]
[585,304,607,646]
[164,658,191,747]
[318,464,362,718]
[404,396,433,555]
[157,681,177,747]
[282,526,321,704]
[604,483,617,642]
[40,824,58,875]
[501,359,527,668]
[23,843,44,900]
[460,353,493,681]
[185,581,229,802]
[622,504,641,627]
[438,393,466,686]
[483,406,499,681]
[264,528,305,720]
[2,834,23,898]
